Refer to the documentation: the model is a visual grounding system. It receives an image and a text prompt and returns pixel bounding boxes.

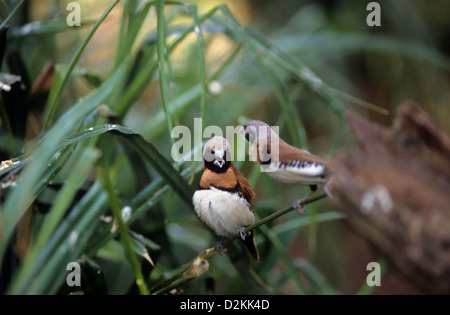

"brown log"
[328,102,450,294]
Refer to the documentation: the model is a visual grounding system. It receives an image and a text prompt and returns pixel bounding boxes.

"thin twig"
[222,193,327,247]
[150,193,328,294]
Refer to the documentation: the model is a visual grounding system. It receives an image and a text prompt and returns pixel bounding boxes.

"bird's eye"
[211,150,215,154]
[245,132,250,141]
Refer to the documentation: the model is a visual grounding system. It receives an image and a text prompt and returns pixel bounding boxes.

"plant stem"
[0,0,25,29]
[223,193,327,247]
[150,193,328,294]
[98,158,149,295]
[42,0,120,130]
[156,0,175,149]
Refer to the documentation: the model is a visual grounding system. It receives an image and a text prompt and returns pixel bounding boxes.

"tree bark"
[328,102,450,294]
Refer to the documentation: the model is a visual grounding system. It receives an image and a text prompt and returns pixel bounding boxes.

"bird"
[241,120,330,213]
[192,136,259,260]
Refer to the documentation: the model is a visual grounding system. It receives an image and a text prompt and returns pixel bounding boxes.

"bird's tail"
[241,229,259,261]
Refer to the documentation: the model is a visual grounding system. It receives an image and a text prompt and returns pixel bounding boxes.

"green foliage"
[0,0,448,295]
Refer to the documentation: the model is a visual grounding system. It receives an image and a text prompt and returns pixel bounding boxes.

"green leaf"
[33,181,109,295]
[270,211,347,235]
[85,163,199,257]
[42,0,121,130]
[113,1,153,69]
[0,61,128,261]
[11,18,97,37]
[59,123,194,207]
[211,5,388,116]
[98,157,149,295]
[184,2,207,120]
[156,0,176,149]
[79,69,103,88]
[9,147,102,294]
[294,259,338,295]
[129,231,161,267]
[58,257,109,295]
[0,0,25,29]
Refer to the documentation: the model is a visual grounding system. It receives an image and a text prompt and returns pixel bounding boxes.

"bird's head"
[241,120,281,165]
[203,136,232,173]
[241,120,275,144]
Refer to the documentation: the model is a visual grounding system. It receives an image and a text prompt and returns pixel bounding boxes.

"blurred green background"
[0,0,448,294]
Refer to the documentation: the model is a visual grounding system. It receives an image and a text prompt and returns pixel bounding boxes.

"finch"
[193,136,259,260]
[242,120,329,212]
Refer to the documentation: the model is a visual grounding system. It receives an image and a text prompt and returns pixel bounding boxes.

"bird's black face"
[204,148,231,173]
[203,137,232,173]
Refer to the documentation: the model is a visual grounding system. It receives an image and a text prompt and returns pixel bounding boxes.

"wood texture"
[328,102,450,294]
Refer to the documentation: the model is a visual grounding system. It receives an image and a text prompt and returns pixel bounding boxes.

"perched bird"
[192,136,259,260]
[241,120,329,213]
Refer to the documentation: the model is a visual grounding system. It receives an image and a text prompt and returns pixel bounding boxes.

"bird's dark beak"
[240,126,250,142]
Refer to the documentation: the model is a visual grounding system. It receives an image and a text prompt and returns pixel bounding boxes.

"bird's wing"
[231,164,255,203]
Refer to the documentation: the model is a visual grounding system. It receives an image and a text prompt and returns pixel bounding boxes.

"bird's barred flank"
[277,160,322,169]
[242,120,329,213]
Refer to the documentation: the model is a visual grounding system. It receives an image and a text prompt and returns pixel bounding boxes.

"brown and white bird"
[242,120,329,212]
[192,136,259,260]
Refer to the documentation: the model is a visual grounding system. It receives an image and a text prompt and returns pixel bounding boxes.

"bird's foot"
[237,227,250,241]
[293,199,307,215]
[215,238,227,256]
[293,187,318,215]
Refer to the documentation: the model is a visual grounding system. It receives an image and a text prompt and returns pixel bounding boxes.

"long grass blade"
[98,158,149,295]
[0,0,25,29]
[42,0,120,130]
[156,0,175,149]
[0,62,127,260]
[211,5,388,117]
[184,3,207,120]
[59,124,194,207]
[9,147,101,294]
[294,259,338,294]
[11,18,96,37]
[85,163,199,257]
[24,181,108,294]
[113,1,153,69]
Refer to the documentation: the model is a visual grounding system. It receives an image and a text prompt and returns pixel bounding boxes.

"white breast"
[192,188,254,237]
[261,161,326,184]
